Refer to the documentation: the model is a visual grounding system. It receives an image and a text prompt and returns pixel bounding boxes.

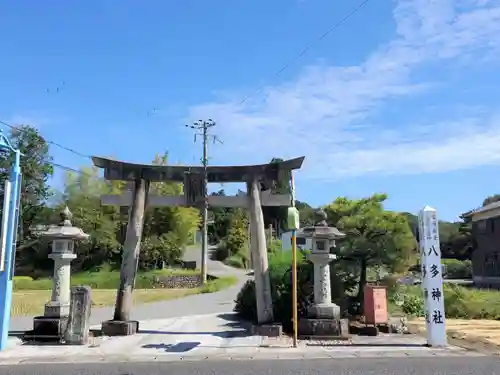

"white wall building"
[281,230,313,251]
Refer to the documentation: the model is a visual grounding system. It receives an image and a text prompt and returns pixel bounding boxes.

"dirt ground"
[410,318,500,353]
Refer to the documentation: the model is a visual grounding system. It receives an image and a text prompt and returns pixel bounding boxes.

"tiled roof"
[462,200,500,218]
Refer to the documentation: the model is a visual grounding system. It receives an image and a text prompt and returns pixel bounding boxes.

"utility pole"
[186,119,222,285]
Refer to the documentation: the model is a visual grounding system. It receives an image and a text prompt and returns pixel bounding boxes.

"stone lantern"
[298,208,347,337]
[31,206,89,340]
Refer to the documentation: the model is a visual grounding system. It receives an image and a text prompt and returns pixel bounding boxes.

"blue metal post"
[0,148,21,350]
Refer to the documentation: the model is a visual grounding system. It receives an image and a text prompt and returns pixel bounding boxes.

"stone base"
[251,324,283,337]
[29,316,69,342]
[44,301,70,318]
[298,318,350,339]
[307,303,340,320]
[101,320,139,336]
[359,325,379,336]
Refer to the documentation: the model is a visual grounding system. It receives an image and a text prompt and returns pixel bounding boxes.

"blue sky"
[1,0,500,222]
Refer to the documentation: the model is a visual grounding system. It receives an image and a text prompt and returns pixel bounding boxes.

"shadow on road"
[142,341,201,352]
[8,330,24,338]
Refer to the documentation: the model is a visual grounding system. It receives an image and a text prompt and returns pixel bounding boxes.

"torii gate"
[92,155,305,335]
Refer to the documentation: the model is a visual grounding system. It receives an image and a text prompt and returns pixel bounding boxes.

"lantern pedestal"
[297,209,349,339]
[25,207,88,342]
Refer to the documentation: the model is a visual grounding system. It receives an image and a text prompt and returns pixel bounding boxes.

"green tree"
[0,125,54,244]
[401,212,472,260]
[324,193,416,309]
[59,166,123,270]
[208,189,235,244]
[226,209,248,252]
[0,126,55,275]
[220,208,249,267]
[483,194,500,206]
[140,152,200,268]
[296,200,315,227]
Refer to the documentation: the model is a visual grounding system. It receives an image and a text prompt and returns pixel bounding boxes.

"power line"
[0,120,96,176]
[51,162,93,176]
[238,0,373,105]
[0,120,91,158]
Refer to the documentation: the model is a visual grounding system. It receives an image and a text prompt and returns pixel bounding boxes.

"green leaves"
[324,193,417,308]
[325,193,416,268]
[0,125,54,243]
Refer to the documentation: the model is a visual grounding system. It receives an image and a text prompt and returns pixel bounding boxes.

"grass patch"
[224,255,247,269]
[11,275,239,316]
[13,267,199,291]
[387,283,500,320]
[200,275,239,293]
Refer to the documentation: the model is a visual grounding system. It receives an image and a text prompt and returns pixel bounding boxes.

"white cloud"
[188,0,500,180]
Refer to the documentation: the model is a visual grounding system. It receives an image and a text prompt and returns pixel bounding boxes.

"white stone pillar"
[418,206,447,347]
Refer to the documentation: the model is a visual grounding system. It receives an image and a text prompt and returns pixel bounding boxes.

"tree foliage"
[296,200,315,227]
[324,193,416,310]
[0,125,54,244]
[208,189,235,245]
[60,166,123,270]
[483,194,500,206]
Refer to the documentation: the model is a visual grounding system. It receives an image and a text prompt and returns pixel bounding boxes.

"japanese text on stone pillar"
[418,206,447,346]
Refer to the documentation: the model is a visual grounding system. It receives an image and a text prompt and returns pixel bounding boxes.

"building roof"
[462,200,500,218]
[92,156,305,183]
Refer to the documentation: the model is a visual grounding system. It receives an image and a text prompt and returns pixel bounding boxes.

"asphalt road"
[1,357,499,375]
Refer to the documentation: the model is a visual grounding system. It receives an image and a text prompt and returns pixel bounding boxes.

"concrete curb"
[0,347,483,366]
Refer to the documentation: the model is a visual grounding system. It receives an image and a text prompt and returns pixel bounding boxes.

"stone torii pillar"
[247,177,274,324]
[102,178,150,336]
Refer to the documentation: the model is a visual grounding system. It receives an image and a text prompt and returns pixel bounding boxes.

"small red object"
[364,285,388,325]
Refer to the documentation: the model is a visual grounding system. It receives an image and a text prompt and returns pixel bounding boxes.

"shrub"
[444,284,500,319]
[267,239,283,254]
[401,294,425,317]
[214,211,249,264]
[235,280,257,321]
[225,254,247,269]
[225,211,248,255]
[234,258,314,330]
[442,259,472,279]
[213,241,231,261]
[379,275,399,296]
[389,284,500,320]
[234,251,347,331]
